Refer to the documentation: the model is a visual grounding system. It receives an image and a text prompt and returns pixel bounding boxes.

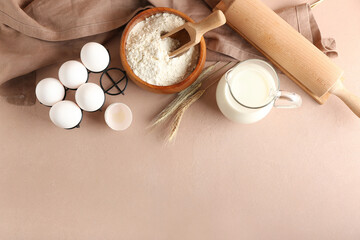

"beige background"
[1,0,360,239]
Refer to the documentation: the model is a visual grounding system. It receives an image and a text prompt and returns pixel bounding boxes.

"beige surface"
[1,0,360,239]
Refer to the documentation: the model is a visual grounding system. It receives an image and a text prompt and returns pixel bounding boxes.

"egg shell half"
[75,83,105,112]
[35,78,65,106]
[80,42,110,72]
[104,103,132,131]
[49,100,82,129]
[58,60,88,89]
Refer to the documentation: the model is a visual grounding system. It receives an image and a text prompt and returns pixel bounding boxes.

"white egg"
[75,83,105,112]
[49,100,82,129]
[104,103,132,131]
[58,60,88,89]
[80,42,110,72]
[35,78,65,106]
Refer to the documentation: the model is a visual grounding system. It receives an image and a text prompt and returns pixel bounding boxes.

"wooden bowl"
[120,7,206,94]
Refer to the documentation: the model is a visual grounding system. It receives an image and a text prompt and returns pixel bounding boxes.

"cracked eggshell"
[104,103,132,131]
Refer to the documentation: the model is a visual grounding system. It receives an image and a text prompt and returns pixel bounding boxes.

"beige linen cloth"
[0,0,337,105]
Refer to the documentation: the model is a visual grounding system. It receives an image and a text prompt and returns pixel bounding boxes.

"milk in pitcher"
[216,60,279,124]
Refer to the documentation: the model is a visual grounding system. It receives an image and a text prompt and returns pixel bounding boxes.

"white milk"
[216,60,278,124]
[227,63,275,107]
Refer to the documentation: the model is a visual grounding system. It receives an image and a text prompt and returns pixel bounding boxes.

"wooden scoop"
[161,10,226,58]
[216,0,360,118]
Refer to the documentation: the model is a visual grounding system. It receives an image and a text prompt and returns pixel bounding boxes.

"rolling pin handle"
[330,80,360,118]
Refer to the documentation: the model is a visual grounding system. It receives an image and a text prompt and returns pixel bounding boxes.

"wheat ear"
[149,62,219,128]
[167,89,205,142]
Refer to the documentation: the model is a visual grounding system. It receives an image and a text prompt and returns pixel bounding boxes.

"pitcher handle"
[274,90,302,109]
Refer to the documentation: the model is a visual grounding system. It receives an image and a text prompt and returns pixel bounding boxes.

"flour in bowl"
[125,13,199,86]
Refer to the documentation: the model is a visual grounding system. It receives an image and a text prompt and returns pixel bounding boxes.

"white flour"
[126,13,199,86]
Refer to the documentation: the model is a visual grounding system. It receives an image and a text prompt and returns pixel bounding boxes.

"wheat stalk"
[148,61,233,142]
[167,61,234,142]
[149,62,220,128]
[167,89,205,142]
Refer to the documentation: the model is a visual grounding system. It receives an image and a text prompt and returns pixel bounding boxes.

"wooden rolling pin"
[216,0,360,117]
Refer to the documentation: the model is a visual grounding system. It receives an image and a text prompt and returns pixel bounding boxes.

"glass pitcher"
[216,59,302,124]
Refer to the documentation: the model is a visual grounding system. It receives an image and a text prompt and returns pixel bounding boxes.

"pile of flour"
[126,13,199,86]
